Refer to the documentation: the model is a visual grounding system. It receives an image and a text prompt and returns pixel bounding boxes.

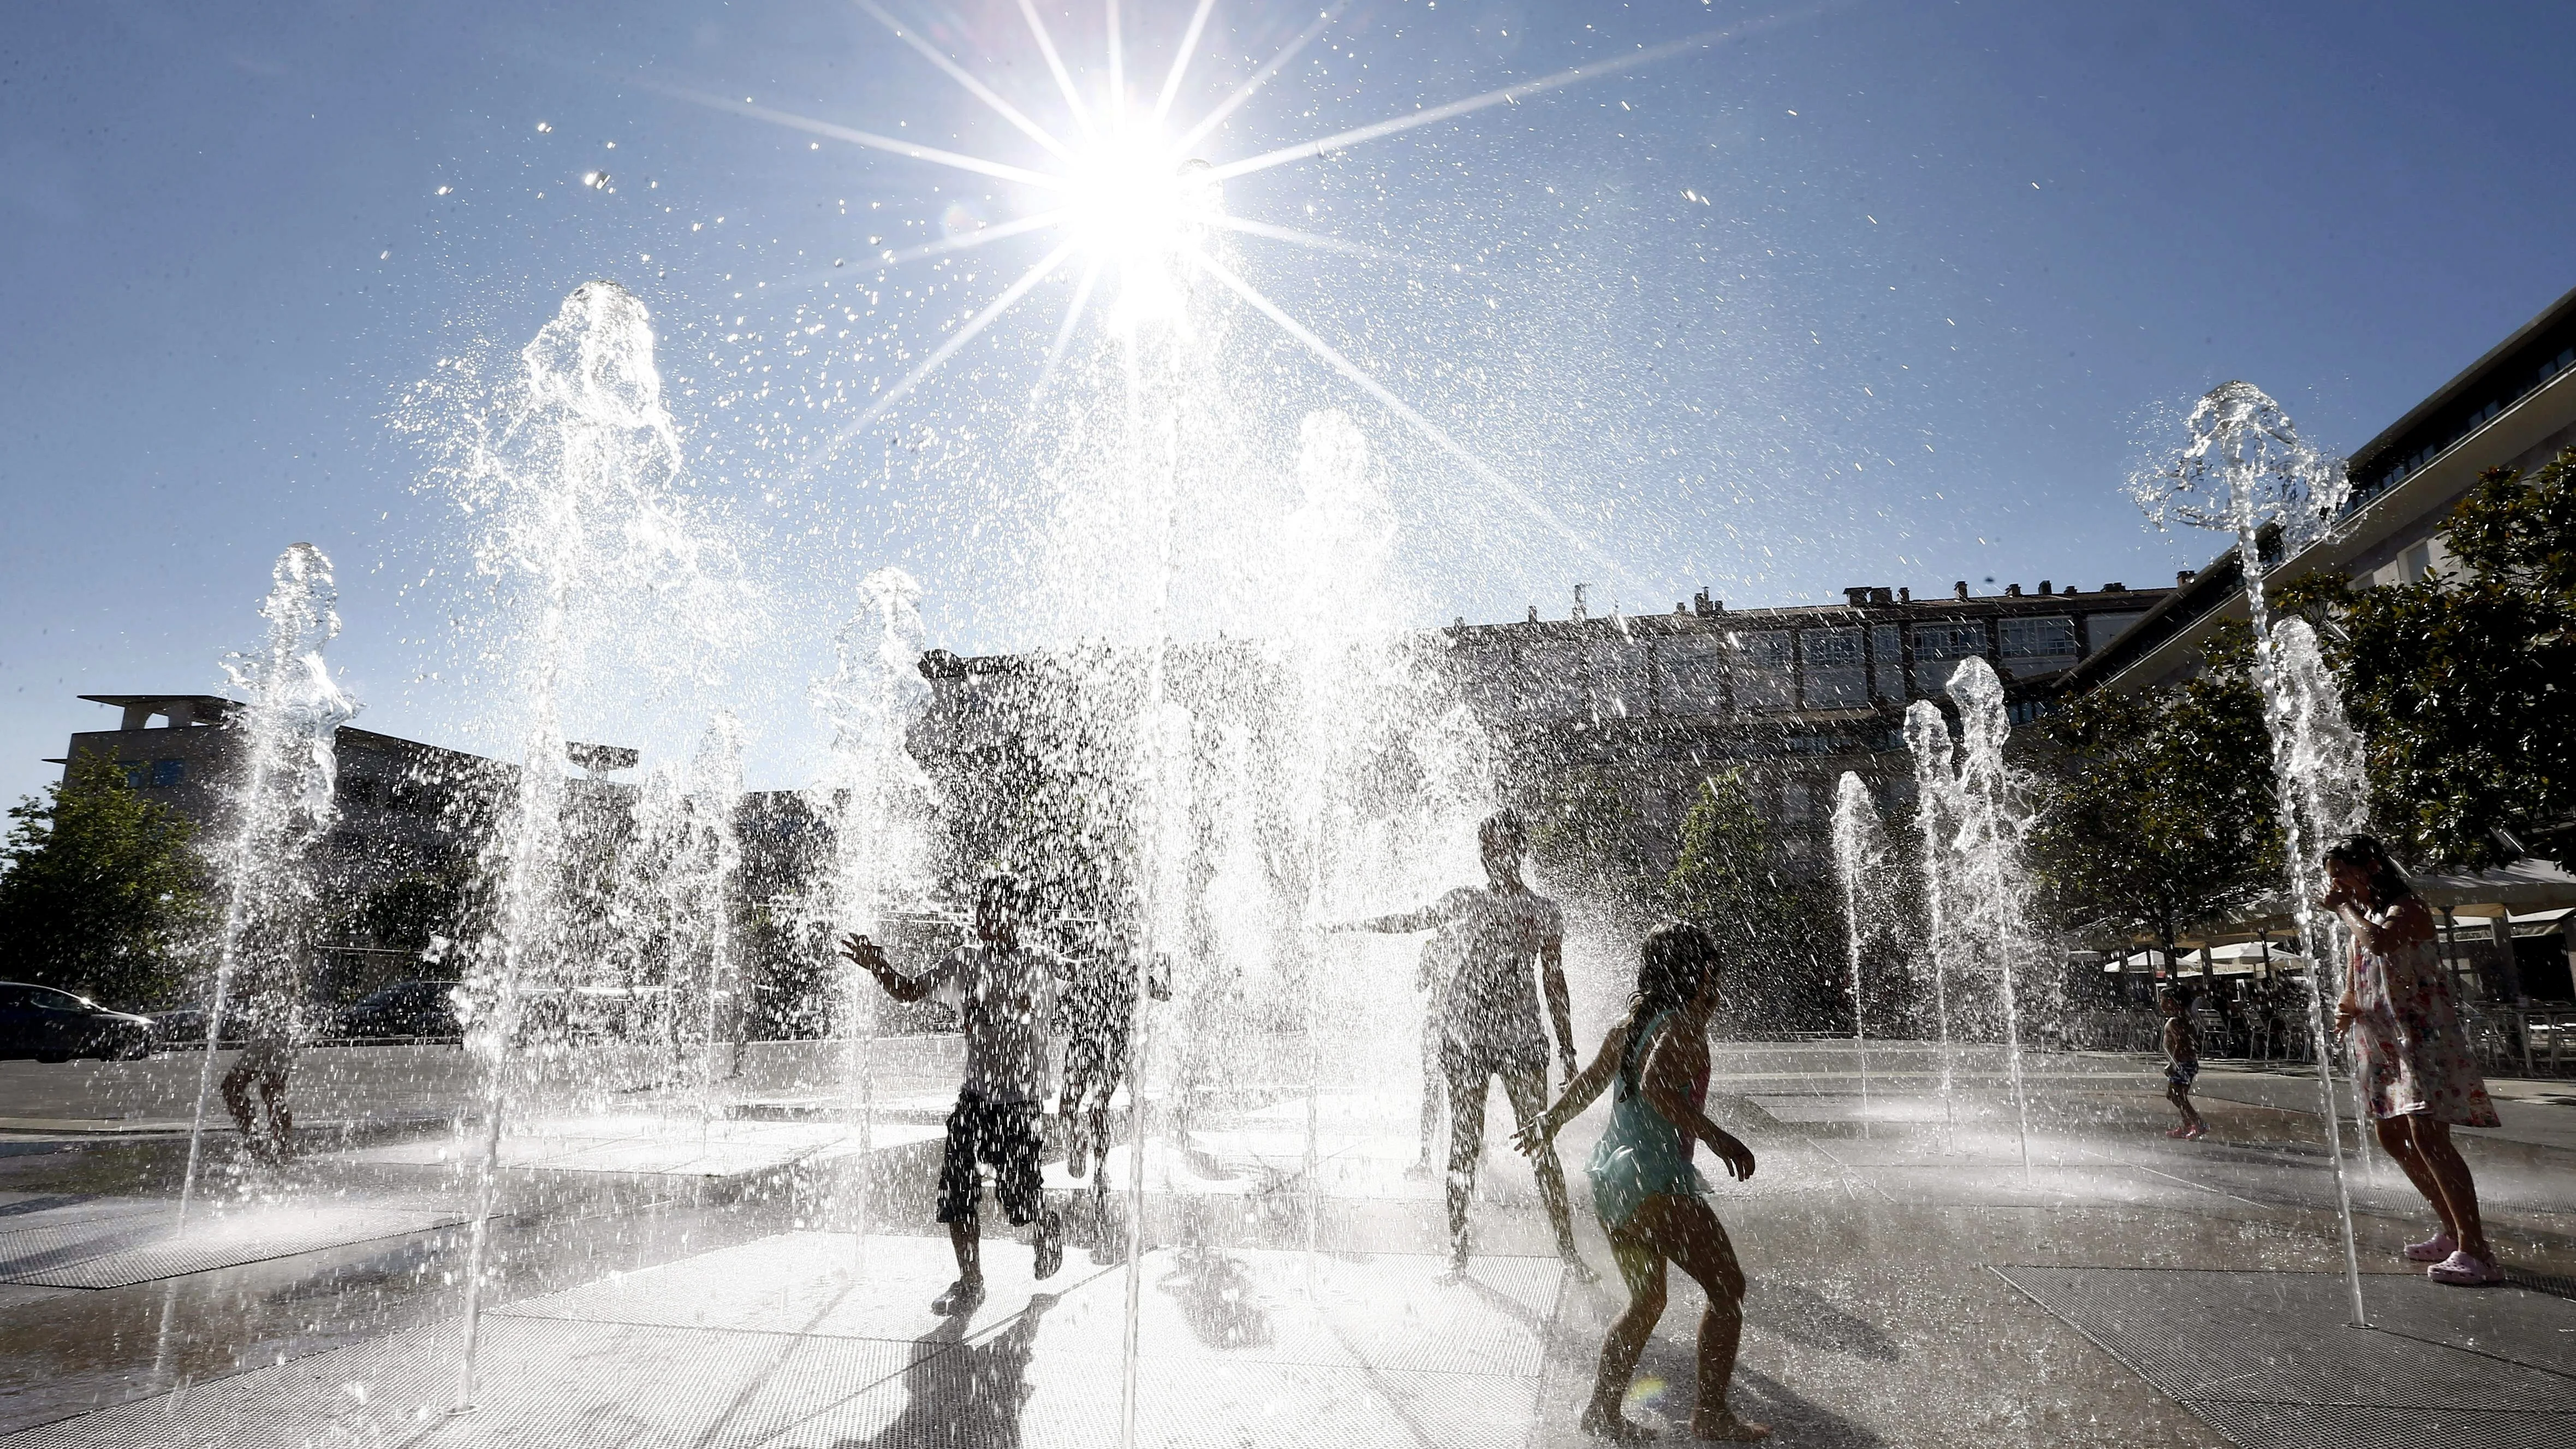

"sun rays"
[647,3,1758,550]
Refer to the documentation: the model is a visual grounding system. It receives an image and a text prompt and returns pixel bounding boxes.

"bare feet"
[1579,1400,1658,1441]
[931,1276,985,1316]
[1560,1249,1601,1286]
[1690,1409,1772,1441]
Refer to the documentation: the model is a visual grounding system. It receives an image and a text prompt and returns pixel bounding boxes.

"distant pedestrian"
[1331,809,1586,1276]
[843,873,1069,1315]
[221,925,302,1165]
[2323,836,2502,1287]
[2159,988,2206,1139]
[1516,921,1768,1442]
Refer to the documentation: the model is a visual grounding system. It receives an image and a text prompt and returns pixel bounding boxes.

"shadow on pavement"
[839,1292,1058,1449]
[1742,1279,1902,1363]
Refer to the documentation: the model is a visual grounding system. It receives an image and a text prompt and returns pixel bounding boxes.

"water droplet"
[435,185,453,196]
[536,120,552,133]
[379,250,390,260]
[583,171,610,190]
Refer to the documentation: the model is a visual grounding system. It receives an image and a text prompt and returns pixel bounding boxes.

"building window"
[1803,627,1867,709]
[1657,637,1731,716]
[150,759,186,788]
[120,762,148,790]
[2402,542,2434,581]
[1911,622,1987,694]
[1999,616,2080,678]
[1735,632,1796,713]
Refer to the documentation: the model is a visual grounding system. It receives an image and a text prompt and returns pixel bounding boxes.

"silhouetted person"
[2324,835,2502,1285]
[844,874,1068,1314]
[1057,920,1168,1256]
[221,929,301,1164]
[2159,988,2206,1139]
[1519,921,1768,1442]
[1333,809,1584,1275]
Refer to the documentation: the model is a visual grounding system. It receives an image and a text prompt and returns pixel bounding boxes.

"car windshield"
[33,988,92,1011]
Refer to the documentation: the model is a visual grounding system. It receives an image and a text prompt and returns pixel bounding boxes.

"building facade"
[1423,578,2173,869]
[2075,283,2576,693]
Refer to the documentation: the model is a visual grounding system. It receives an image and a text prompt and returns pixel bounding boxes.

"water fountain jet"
[2133,380,2366,1324]
[178,543,358,1225]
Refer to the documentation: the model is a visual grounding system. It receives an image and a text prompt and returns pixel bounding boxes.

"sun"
[1062,129,1210,271]
[657,3,1743,555]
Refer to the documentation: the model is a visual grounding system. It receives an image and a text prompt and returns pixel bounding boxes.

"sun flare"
[664,2,1742,551]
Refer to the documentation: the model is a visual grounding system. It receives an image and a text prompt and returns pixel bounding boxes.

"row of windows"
[2352,342,2576,505]
[119,759,186,789]
[1470,616,2108,720]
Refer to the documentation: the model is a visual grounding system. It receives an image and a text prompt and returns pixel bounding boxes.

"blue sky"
[4,0,2573,803]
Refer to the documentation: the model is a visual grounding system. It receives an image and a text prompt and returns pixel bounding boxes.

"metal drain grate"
[1994,1266,2576,1449]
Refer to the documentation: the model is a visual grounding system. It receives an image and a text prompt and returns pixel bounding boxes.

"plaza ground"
[0,1041,2571,1447]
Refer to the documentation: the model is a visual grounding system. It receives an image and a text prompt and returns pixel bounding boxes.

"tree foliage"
[1522,762,1660,910]
[0,753,209,1006]
[1663,768,1836,1030]
[2027,625,2280,957]
[2274,447,2576,865]
[1664,769,1777,935]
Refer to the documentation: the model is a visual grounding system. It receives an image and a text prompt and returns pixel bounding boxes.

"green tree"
[1664,769,1835,1029]
[1522,763,1659,911]
[2275,446,2576,865]
[2027,630,2281,971]
[1664,769,1777,934]
[0,753,209,1006]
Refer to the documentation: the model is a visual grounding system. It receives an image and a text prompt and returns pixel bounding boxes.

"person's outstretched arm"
[1331,901,1448,934]
[1539,930,1578,1083]
[1640,1027,1757,1181]
[840,934,936,1003]
[1513,1018,1632,1158]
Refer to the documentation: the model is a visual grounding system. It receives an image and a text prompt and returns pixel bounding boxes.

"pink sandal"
[2426,1250,2501,1286]
[2403,1231,2456,1263]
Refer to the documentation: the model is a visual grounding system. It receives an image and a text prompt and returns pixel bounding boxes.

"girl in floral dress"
[2323,837,2502,1286]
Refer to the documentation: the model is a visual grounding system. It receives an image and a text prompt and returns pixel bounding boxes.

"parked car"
[0,982,152,1062]
[147,1003,213,1051]
[335,979,464,1041]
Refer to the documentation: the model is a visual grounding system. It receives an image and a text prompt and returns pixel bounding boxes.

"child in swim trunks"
[2161,988,2206,1140]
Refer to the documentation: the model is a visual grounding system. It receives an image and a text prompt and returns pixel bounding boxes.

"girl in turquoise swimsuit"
[1517,922,1767,1442]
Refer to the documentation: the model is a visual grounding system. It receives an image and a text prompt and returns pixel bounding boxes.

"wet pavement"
[0,1041,2569,1446]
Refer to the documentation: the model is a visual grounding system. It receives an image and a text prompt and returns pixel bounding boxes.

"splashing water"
[179,543,359,1225]
[2133,381,2366,1326]
[1830,772,1889,1132]
[806,568,938,1254]
[688,714,746,1123]
[1902,702,1961,1148]
[1947,658,2035,1180]
[444,281,736,1411]
[2277,616,2381,1183]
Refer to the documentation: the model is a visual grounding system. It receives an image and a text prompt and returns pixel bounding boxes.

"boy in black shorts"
[843,874,1072,1315]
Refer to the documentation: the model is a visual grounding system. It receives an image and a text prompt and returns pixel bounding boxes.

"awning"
[2121,945,2313,977]
[2408,858,2576,914]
